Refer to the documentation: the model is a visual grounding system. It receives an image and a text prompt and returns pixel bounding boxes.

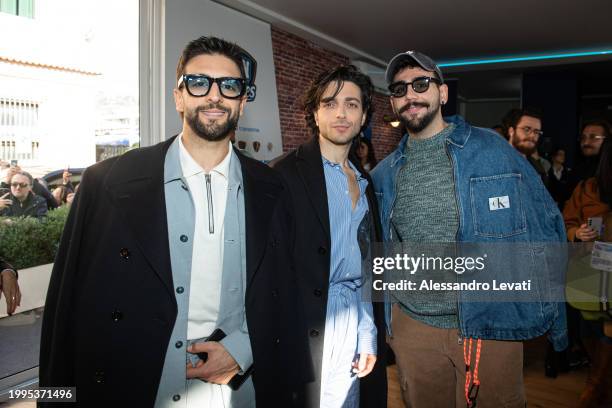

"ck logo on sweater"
[489,195,510,211]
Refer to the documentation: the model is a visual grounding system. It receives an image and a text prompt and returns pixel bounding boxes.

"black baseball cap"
[385,50,444,84]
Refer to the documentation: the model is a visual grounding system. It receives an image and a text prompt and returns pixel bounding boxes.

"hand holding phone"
[187,328,253,390]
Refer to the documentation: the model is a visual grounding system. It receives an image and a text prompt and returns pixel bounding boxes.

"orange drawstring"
[463,337,482,407]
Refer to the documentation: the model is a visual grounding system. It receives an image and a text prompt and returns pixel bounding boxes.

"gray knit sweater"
[391,123,459,329]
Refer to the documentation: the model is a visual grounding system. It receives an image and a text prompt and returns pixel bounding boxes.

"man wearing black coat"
[39,36,306,407]
[272,65,387,407]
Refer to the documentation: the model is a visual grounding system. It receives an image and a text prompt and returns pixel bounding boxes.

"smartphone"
[197,328,226,362]
[10,159,17,168]
[196,328,253,390]
[587,217,603,237]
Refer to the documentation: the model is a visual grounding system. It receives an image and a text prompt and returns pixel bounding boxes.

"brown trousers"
[389,305,526,408]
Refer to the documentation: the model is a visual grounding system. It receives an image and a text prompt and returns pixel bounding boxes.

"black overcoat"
[39,136,308,407]
[272,136,388,408]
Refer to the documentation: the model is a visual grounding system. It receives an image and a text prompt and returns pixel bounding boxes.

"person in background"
[504,108,549,187]
[491,124,506,139]
[0,258,20,315]
[531,148,551,174]
[52,185,70,206]
[355,135,378,172]
[562,137,612,408]
[0,164,57,210]
[0,171,47,218]
[568,120,610,194]
[548,148,572,210]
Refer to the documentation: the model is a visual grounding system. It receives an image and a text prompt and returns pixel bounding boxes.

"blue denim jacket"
[371,115,568,351]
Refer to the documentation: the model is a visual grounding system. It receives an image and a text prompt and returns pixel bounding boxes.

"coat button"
[180,235,188,242]
[111,310,123,322]
[318,246,327,255]
[275,338,280,345]
[271,289,278,297]
[310,329,319,337]
[175,341,183,349]
[313,289,322,297]
[94,370,105,384]
[176,286,184,294]
[119,248,130,259]
[172,394,181,402]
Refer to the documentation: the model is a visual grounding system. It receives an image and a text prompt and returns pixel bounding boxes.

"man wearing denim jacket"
[371,51,568,408]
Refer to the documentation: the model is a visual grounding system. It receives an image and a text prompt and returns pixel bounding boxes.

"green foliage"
[0,206,70,270]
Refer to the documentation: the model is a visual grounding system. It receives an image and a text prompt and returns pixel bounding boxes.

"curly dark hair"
[302,65,373,137]
[176,36,246,83]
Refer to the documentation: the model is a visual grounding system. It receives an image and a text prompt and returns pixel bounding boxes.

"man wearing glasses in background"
[40,36,304,407]
[504,108,549,187]
[568,119,610,190]
[0,170,47,218]
[371,51,567,407]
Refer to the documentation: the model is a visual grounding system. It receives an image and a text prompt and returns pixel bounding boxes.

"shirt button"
[119,248,130,259]
[310,329,319,337]
[111,310,123,322]
[94,370,105,384]
[176,286,184,294]
[175,341,183,348]
[180,235,188,242]
[172,394,181,402]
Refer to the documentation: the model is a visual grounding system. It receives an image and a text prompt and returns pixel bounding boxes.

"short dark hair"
[176,36,246,84]
[303,65,373,137]
[388,59,442,84]
[501,107,543,137]
[581,119,611,138]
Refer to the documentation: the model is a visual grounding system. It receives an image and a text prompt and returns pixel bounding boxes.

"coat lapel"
[296,137,331,241]
[105,138,175,297]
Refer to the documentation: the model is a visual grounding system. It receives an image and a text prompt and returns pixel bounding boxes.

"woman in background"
[563,138,612,408]
[355,136,377,172]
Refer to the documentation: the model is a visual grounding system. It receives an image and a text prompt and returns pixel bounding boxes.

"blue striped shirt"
[322,157,377,355]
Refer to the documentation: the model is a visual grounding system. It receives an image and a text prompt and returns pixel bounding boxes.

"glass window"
[0,0,35,18]
[0,0,139,398]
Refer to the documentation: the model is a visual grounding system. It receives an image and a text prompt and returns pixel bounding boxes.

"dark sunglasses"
[178,74,246,99]
[388,76,441,97]
[11,182,29,188]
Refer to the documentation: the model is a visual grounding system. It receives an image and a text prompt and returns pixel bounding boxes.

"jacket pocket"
[470,173,526,238]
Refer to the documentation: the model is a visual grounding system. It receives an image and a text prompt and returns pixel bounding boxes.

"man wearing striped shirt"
[273,65,386,407]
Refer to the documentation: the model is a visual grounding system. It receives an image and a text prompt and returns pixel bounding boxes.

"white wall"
[165,0,283,161]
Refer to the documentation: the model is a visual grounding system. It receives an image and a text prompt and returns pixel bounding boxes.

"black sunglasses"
[178,74,246,99]
[388,76,441,97]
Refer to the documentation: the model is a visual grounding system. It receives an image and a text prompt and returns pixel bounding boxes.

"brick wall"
[370,92,404,162]
[271,26,403,160]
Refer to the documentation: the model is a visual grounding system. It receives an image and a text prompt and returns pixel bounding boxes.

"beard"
[397,100,440,134]
[513,138,537,156]
[185,103,239,142]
